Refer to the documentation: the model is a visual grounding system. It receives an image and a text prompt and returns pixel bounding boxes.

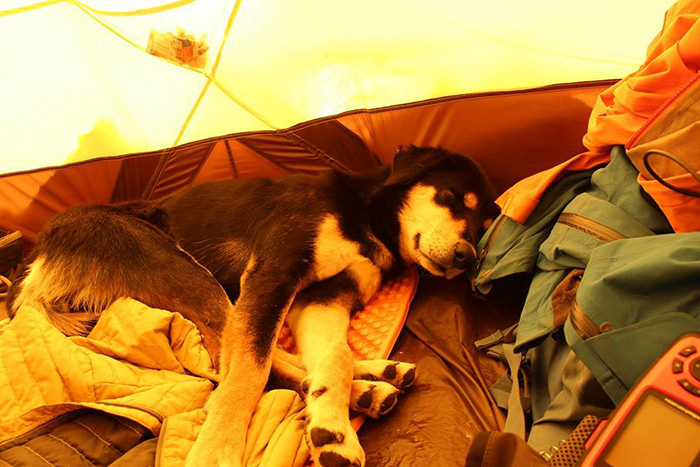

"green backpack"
[475,146,700,404]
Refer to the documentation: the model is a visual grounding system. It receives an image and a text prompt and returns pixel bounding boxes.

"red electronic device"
[579,332,700,467]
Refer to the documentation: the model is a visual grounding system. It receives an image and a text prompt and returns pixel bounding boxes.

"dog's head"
[386,145,499,279]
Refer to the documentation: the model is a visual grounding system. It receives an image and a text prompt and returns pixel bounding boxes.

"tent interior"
[1,1,698,466]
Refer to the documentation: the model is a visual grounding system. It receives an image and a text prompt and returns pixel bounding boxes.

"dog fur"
[8,145,498,467]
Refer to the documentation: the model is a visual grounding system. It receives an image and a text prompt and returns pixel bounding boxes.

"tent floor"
[359,273,526,466]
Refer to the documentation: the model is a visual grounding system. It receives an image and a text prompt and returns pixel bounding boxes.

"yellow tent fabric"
[0,298,310,466]
[0,0,674,175]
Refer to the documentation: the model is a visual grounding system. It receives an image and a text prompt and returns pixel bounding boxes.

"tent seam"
[208,78,278,130]
[142,153,171,200]
[189,142,218,184]
[224,140,239,179]
[286,131,353,173]
[236,139,293,174]
[171,80,214,149]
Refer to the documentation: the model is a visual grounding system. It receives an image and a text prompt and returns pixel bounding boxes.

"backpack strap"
[502,343,526,439]
[475,323,529,440]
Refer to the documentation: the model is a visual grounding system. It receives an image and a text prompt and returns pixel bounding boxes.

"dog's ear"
[384,145,448,187]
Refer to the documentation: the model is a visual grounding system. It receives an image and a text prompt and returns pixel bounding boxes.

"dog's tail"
[8,256,111,336]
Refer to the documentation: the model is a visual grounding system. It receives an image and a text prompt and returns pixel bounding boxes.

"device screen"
[598,390,700,467]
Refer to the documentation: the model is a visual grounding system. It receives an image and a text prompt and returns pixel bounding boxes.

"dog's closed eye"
[436,189,459,206]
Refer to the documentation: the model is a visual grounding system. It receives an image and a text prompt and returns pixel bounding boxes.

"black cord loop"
[642,150,700,197]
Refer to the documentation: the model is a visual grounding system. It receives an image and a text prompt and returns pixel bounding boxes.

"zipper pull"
[475,248,488,273]
[471,248,489,292]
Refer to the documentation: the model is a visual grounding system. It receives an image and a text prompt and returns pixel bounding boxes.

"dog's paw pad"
[379,392,397,414]
[358,373,379,381]
[302,373,365,466]
[354,359,416,388]
[306,417,365,467]
[311,427,345,447]
[319,451,362,467]
[401,366,416,388]
[382,363,397,380]
[350,380,400,418]
[355,385,374,409]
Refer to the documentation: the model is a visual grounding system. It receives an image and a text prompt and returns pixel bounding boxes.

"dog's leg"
[187,261,297,467]
[287,273,365,467]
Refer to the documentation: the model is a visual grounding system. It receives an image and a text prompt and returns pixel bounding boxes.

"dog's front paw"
[354,359,416,389]
[305,415,364,467]
[301,376,365,467]
[349,380,400,418]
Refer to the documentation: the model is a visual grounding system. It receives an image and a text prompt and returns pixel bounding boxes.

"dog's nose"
[453,240,476,269]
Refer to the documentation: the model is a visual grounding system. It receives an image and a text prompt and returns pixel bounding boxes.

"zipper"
[471,214,507,290]
[95,401,166,423]
[155,417,168,467]
[559,213,627,339]
[557,213,626,243]
[627,71,700,149]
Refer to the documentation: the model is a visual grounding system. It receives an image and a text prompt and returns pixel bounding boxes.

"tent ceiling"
[1,0,675,174]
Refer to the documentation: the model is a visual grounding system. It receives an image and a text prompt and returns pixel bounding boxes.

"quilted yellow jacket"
[0,298,310,466]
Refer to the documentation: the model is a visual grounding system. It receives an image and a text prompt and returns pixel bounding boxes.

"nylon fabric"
[464,431,548,467]
[2,1,669,174]
[475,145,697,413]
[563,232,700,403]
[498,0,700,229]
[474,169,595,295]
[358,274,530,465]
[502,344,526,439]
[476,147,673,353]
[526,335,613,454]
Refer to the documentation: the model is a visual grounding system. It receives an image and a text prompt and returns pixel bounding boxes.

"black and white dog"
[8,146,498,467]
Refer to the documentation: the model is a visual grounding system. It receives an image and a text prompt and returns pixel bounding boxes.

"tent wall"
[1,1,670,175]
[0,80,612,244]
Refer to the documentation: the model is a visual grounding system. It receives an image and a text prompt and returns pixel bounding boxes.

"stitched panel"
[0,410,153,467]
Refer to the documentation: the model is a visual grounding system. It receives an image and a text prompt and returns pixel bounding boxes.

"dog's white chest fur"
[312,216,382,303]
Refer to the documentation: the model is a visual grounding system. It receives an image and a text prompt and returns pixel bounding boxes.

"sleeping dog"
[8,145,498,467]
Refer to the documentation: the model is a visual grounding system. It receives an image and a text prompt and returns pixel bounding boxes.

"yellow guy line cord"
[0,0,197,17]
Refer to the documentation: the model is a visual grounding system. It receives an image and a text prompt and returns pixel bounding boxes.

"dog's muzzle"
[453,240,477,270]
